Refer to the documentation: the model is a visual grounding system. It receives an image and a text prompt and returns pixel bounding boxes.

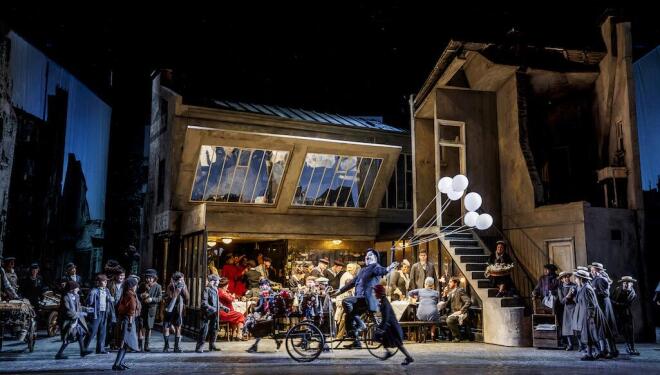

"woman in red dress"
[218,277,246,340]
[221,254,247,297]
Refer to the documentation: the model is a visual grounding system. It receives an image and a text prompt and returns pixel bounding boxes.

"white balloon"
[452,174,469,192]
[464,192,483,212]
[447,189,464,201]
[476,213,493,230]
[437,177,453,194]
[464,211,479,227]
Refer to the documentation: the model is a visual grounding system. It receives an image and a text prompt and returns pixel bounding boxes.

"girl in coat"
[557,271,577,350]
[113,277,140,371]
[373,284,414,365]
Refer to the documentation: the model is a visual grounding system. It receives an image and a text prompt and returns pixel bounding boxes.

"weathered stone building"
[145,71,412,328]
[412,16,652,345]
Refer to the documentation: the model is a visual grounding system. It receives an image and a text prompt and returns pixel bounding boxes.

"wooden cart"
[0,300,37,352]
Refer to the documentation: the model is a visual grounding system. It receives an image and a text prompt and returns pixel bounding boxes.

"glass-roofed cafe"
[145,71,412,328]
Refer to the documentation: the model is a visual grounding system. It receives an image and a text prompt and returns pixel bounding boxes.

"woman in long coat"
[557,272,577,350]
[113,277,140,371]
[572,270,606,361]
[373,284,414,366]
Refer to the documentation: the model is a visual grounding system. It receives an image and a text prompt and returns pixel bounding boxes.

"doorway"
[546,239,575,273]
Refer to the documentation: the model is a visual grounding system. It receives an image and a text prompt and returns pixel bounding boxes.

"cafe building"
[144,71,412,328]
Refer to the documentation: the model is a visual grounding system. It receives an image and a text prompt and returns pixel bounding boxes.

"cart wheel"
[285,322,324,362]
[364,324,398,360]
[47,311,59,337]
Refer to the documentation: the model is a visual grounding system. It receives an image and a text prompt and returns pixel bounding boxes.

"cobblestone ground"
[1,331,659,374]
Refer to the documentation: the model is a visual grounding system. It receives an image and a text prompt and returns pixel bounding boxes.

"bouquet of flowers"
[485,263,514,277]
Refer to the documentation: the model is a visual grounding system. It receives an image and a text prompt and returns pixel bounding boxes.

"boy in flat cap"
[138,269,162,352]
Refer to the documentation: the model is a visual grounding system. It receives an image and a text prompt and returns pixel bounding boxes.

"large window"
[381,153,412,209]
[190,146,289,204]
[292,153,382,208]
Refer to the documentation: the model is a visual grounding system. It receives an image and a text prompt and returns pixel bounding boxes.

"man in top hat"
[590,262,618,358]
[332,248,397,349]
[2,256,19,294]
[611,276,640,355]
[0,256,18,301]
[63,262,82,285]
[571,269,606,361]
[21,263,45,307]
[557,271,578,350]
[138,269,162,352]
[85,273,115,354]
[532,264,560,311]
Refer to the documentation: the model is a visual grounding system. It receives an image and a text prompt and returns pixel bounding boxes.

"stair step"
[443,233,473,239]
[449,240,479,247]
[459,255,490,263]
[472,271,486,279]
[501,297,524,308]
[487,288,500,297]
[476,279,492,288]
[454,247,484,255]
[465,263,487,271]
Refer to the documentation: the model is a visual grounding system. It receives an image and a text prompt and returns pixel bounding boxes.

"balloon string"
[395,191,440,245]
[407,215,438,243]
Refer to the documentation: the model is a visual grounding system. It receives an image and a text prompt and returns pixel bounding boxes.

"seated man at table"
[441,277,471,342]
[331,248,397,349]
[408,277,440,340]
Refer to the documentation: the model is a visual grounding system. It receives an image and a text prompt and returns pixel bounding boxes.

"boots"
[608,339,619,358]
[209,331,220,351]
[174,336,182,353]
[55,342,69,360]
[79,339,93,357]
[163,335,170,352]
[246,338,260,353]
[138,338,143,352]
[143,331,151,352]
[581,345,597,361]
[599,340,612,359]
[564,336,573,351]
[112,348,127,371]
[627,343,640,356]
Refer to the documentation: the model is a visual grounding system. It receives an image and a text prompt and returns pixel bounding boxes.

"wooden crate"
[532,313,561,349]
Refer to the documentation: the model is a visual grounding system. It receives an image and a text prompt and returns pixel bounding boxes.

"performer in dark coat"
[572,270,606,361]
[196,275,229,353]
[85,274,116,354]
[20,263,46,307]
[332,248,397,349]
[373,284,414,365]
[532,264,560,299]
[163,272,189,353]
[55,281,93,359]
[328,260,345,290]
[590,262,618,358]
[409,250,438,291]
[557,271,577,350]
[611,276,640,355]
[113,277,140,371]
[138,269,162,352]
[63,263,82,285]
[486,241,514,297]
[441,277,472,342]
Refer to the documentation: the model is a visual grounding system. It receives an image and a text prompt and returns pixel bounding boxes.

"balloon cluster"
[437,174,493,230]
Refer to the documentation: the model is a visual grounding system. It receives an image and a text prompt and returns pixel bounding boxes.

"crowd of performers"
[0,245,649,369]
[532,262,641,360]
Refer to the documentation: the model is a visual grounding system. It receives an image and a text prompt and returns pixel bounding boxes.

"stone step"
[487,288,500,297]
[443,233,473,239]
[476,279,491,288]
[449,240,479,247]
[454,247,484,255]
[500,297,524,308]
[465,263,487,271]
[459,255,490,264]
[471,271,486,279]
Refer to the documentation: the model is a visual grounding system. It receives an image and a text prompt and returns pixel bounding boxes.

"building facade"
[144,72,412,329]
[412,16,652,345]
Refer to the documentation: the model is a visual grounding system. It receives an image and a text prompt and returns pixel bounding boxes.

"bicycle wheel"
[364,324,398,360]
[285,322,325,362]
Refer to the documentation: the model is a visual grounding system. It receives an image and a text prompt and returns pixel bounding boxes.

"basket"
[485,264,513,277]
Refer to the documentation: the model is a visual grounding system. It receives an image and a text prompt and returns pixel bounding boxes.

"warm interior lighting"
[207,240,217,247]
[221,238,233,244]
[332,239,342,245]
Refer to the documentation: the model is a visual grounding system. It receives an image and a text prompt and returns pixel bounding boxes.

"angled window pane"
[293,153,381,208]
[190,146,288,204]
